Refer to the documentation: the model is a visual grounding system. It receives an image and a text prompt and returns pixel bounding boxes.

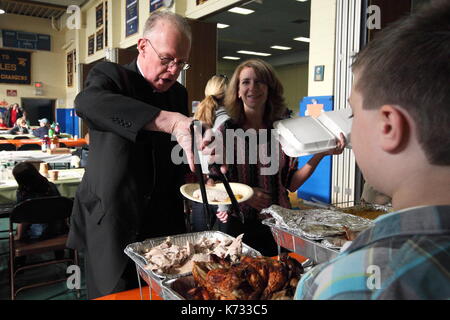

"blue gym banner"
[0,49,31,84]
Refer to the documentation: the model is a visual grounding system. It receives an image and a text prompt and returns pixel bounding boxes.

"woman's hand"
[246,187,272,211]
[216,210,228,223]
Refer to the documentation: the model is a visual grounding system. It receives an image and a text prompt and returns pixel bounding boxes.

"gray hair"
[143,10,192,43]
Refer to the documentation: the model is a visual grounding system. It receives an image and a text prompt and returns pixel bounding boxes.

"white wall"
[0,14,66,108]
[308,0,337,96]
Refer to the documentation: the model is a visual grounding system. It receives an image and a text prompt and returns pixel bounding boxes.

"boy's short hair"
[352,0,450,165]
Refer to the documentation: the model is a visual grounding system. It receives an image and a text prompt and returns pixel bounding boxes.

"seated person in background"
[12,162,68,241]
[32,118,50,138]
[295,0,450,300]
[7,117,30,135]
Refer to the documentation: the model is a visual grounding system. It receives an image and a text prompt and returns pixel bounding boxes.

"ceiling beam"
[3,0,66,11]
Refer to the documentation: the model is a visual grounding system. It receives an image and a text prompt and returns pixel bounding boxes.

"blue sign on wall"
[0,49,31,84]
[125,0,138,37]
[2,29,51,51]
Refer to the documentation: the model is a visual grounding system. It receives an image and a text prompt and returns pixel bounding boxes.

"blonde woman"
[190,75,230,232]
[194,74,230,130]
[216,59,345,256]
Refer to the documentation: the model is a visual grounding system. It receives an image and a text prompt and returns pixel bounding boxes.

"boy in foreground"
[295,0,450,299]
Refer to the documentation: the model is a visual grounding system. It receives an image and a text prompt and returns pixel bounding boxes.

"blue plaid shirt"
[294,205,450,299]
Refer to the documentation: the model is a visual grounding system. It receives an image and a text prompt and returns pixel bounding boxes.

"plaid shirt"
[294,205,450,300]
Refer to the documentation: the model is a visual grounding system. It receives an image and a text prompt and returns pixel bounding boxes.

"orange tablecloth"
[96,286,163,300]
[0,138,87,148]
[96,253,307,300]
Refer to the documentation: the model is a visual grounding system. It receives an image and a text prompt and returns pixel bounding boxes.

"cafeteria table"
[0,138,87,148]
[0,150,73,164]
[96,253,307,300]
[0,168,84,205]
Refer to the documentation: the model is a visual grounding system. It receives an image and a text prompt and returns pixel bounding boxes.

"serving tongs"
[190,121,245,229]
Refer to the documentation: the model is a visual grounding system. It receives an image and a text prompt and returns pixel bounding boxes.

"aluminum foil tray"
[262,218,339,265]
[124,231,262,298]
[161,275,196,300]
[261,205,374,240]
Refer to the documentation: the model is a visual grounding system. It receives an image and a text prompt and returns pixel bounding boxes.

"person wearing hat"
[32,118,50,138]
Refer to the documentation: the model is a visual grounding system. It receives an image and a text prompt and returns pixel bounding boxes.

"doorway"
[20,98,56,127]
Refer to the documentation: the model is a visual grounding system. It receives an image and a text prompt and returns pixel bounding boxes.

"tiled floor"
[0,218,87,300]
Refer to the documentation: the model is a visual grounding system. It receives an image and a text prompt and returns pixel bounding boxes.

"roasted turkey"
[189,253,303,300]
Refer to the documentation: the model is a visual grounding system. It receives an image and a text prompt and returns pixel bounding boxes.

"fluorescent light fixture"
[217,23,230,29]
[271,45,292,50]
[223,56,241,60]
[237,50,271,57]
[294,37,310,43]
[228,7,255,15]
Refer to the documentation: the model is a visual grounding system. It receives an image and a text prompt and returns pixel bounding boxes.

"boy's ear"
[378,105,410,153]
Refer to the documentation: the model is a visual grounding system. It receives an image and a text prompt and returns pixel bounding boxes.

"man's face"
[137,21,190,92]
[349,72,383,190]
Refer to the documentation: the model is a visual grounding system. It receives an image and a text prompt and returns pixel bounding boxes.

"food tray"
[262,218,339,265]
[336,203,391,220]
[161,275,196,300]
[124,231,262,298]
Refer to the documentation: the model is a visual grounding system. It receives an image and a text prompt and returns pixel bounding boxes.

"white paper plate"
[180,183,253,205]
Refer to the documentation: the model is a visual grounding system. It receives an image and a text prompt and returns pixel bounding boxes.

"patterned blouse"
[217,120,298,220]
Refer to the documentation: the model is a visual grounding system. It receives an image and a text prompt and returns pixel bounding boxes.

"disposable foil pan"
[262,218,339,265]
[261,205,374,240]
[124,231,262,298]
[161,275,196,300]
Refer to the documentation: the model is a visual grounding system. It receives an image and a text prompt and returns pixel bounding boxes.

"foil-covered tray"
[124,231,261,298]
[262,218,339,265]
[261,205,374,240]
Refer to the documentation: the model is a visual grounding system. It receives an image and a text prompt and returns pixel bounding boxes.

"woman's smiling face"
[238,67,268,112]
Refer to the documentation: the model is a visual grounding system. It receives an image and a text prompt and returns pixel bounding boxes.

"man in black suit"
[67,11,200,299]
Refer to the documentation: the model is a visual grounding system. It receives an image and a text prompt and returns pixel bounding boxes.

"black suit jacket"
[67,60,189,296]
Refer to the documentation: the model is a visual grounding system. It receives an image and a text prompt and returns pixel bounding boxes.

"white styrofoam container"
[274,109,353,157]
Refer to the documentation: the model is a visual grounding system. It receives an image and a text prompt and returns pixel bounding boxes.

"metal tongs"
[190,121,245,229]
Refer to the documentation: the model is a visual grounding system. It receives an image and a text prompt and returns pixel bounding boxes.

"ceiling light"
[237,50,271,57]
[294,37,310,43]
[223,56,241,60]
[296,0,308,2]
[217,23,230,29]
[228,7,255,15]
[271,45,292,50]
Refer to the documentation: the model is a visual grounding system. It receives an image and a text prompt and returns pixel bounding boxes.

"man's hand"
[146,111,226,173]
